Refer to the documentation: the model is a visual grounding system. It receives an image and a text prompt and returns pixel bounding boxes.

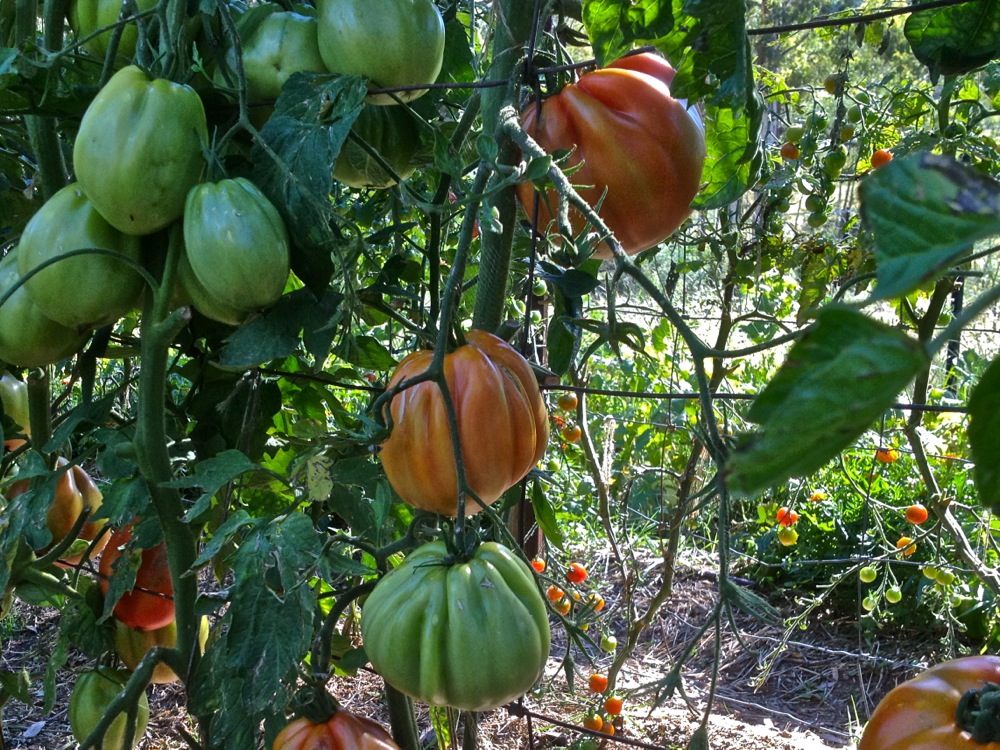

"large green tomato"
[17,183,144,331]
[334,104,421,188]
[0,373,29,437]
[74,65,208,235]
[361,541,551,711]
[316,0,445,105]
[69,668,150,750]
[69,0,158,63]
[0,252,86,368]
[181,177,290,324]
[223,8,327,103]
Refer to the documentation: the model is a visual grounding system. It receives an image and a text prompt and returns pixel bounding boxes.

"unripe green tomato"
[935,569,957,586]
[532,279,548,297]
[846,104,863,123]
[230,10,326,101]
[182,177,290,321]
[804,193,826,212]
[944,122,967,138]
[862,595,878,612]
[17,183,144,331]
[529,310,543,325]
[806,211,827,229]
[839,125,856,141]
[785,125,804,144]
[69,668,149,750]
[334,105,422,188]
[859,566,877,583]
[316,0,445,104]
[74,65,208,235]
[806,113,828,132]
[885,587,903,604]
[0,252,87,368]
[922,566,939,580]
[69,0,158,63]
[823,147,848,174]
[601,633,618,652]
[0,373,30,437]
[774,197,790,213]
[114,616,210,683]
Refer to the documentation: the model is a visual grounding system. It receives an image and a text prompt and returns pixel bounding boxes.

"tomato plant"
[517,52,706,259]
[69,668,149,750]
[360,540,550,711]
[99,526,176,631]
[73,65,208,235]
[315,0,445,104]
[273,709,399,750]
[859,656,1000,749]
[378,330,549,516]
[17,183,144,331]
[181,177,290,325]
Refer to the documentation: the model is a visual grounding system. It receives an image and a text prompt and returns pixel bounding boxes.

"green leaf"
[693,96,765,209]
[334,334,398,370]
[252,73,367,290]
[166,450,267,521]
[726,307,927,496]
[969,355,1000,513]
[860,153,1000,300]
[581,0,677,67]
[531,480,566,550]
[904,1,1000,79]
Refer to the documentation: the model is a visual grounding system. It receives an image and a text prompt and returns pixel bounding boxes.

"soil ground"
[0,552,938,750]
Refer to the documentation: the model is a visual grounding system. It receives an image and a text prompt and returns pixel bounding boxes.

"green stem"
[24,0,68,200]
[132,228,200,677]
[470,0,534,333]
[384,684,420,750]
[25,370,50,459]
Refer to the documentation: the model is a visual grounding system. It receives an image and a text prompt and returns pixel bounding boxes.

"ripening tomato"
[871,149,894,169]
[378,330,549,516]
[561,425,583,443]
[776,507,799,527]
[582,714,604,732]
[557,392,579,411]
[588,673,609,693]
[779,142,800,160]
[587,592,606,612]
[554,597,572,616]
[603,696,623,716]
[896,537,917,557]
[99,525,175,631]
[777,526,799,547]
[566,562,587,584]
[113,616,210,684]
[69,668,149,750]
[858,656,1000,749]
[517,52,705,259]
[905,503,929,525]
[546,584,565,601]
[875,447,900,464]
[530,558,546,573]
[273,707,400,750]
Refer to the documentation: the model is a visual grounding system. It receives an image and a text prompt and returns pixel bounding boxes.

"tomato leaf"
[581,0,676,67]
[531,480,566,551]
[694,96,765,209]
[969,355,1000,514]
[166,450,269,522]
[726,307,927,496]
[904,1,1000,79]
[859,153,1000,300]
[252,73,366,292]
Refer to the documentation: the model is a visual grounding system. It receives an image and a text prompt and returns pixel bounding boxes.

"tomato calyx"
[955,681,1000,743]
[290,685,341,726]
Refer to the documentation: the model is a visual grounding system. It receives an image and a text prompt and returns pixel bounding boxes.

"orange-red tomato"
[517,52,706,259]
[780,142,800,160]
[588,673,609,693]
[776,507,799,527]
[905,503,930,525]
[604,695,623,716]
[871,149,894,169]
[99,525,175,631]
[587,592,606,612]
[566,562,587,584]
[379,330,549,516]
[561,425,583,443]
[896,537,917,557]
[876,447,900,464]
[859,656,1000,750]
[556,392,578,411]
[554,597,572,616]
[546,584,565,602]
[530,558,546,573]
[273,709,400,750]
[8,457,108,567]
[582,714,604,732]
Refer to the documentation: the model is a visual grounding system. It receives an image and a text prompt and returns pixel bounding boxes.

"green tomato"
[806,211,827,229]
[181,178,290,324]
[862,595,878,612]
[69,0,158,63]
[823,147,848,174]
[784,125,804,144]
[74,65,208,235]
[804,193,826,212]
[219,7,327,120]
[859,566,877,584]
[334,105,422,188]
[532,279,548,297]
[935,569,957,586]
[0,373,30,437]
[600,633,618,652]
[69,668,149,750]
[17,184,144,331]
[922,566,940,580]
[316,0,445,105]
[846,104,863,124]
[361,540,551,711]
[529,310,543,325]
[0,252,86,368]
[885,587,903,604]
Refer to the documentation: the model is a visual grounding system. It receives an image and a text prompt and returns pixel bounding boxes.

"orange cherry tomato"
[603,695,623,716]
[896,537,917,557]
[561,425,582,443]
[546,585,565,602]
[871,149,893,169]
[566,562,588,584]
[905,503,929,525]
[780,142,800,160]
[776,507,799,527]
[875,447,899,464]
[588,674,609,693]
[530,558,546,573]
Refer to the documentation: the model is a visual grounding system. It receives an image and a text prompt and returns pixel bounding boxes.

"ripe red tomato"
[99,525,175,631]
[905,503,929,525]
[379,331,549,516]
[273,708,400,750]
[517,52,706,259]
[588,673,609,693]
[566,562,588,584]
[530,558,546,573]
[776,507,799,527]
[871,149,894,169]
[859,656,1000,749]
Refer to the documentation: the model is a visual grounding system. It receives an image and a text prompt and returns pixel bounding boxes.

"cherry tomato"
[875,447,899,464]
[779,142,800,160]
[546,585,565,602]
[562,425,583,443]
[588,674,609,693]
[582,714,603,732]
[557,392,579,411]
[871,149,893,169]
[777,527,799,547]
[566,562,588,584]
[896,537,916,557]
[859,566,877,583]
[603,696,623,716]
[905,503,929,525]
[530,558,546,573]
[776,507,799,527]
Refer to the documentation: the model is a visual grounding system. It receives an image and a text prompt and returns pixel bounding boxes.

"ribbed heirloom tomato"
[99,525,175,631]
[113,616,210,684]
[517,52,706,259]
[273,708,400,750]
[360,540,551,711]
[378,330,548,516]
[859,655,1000,749]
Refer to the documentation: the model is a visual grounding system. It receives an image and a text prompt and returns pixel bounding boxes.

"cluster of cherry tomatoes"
[581,672,624,735]
[553,391,583,443]
[539,559,606,620]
